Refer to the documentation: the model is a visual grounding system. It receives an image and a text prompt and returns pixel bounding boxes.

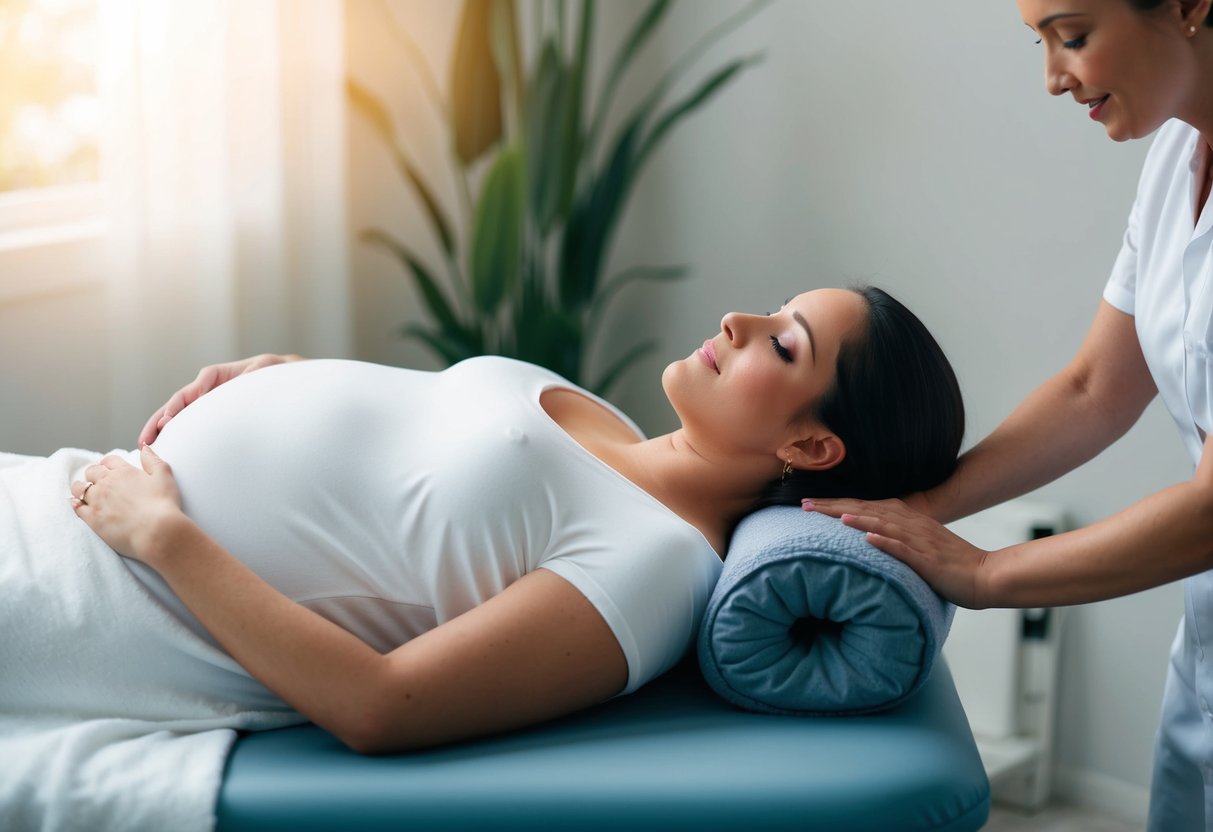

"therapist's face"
[1017,0,1203,141]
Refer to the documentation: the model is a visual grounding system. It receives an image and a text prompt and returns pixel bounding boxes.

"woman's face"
[1016,0,1199,141]
[662,288,867,465]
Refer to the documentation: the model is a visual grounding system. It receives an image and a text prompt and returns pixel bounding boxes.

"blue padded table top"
[217,659,989,832]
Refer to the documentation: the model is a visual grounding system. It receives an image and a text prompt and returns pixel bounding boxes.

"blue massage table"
[217,657,989,831]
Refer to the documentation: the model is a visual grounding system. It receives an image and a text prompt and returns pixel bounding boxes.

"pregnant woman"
[4,287,963,767]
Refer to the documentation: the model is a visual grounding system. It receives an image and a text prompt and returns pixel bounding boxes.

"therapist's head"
[1018,0,1212,141]
[754,286,965,507]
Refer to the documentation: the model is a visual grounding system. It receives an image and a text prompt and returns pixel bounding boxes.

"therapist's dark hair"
[1127,0,1213,26]
[755,286,965,507]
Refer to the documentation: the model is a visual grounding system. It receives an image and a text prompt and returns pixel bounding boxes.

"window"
[0,0,100,193]
[0,0,103,302]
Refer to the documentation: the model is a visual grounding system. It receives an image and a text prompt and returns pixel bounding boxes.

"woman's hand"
[70,445,187,565]
[804,497,992,609]
[138,353,304,446]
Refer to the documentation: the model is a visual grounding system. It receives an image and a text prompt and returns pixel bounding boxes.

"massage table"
[217,509,990,831]
[217,657,987,831]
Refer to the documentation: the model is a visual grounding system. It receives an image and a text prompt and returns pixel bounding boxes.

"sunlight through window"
[0,0,99,194]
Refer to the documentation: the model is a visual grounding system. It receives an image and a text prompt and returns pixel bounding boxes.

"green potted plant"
[350,0,771,395]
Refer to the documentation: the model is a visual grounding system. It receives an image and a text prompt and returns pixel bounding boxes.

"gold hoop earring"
[781,458,793,483]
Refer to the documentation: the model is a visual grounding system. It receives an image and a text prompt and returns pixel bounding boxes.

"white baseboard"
[1051,764,1149,824]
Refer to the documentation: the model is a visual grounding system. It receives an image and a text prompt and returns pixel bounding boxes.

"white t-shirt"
[133,356,722,695]
[1104,118,1213,465]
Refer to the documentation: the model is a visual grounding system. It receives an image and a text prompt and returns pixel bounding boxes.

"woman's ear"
[1181,0,1211,30]
[783,432,846,473]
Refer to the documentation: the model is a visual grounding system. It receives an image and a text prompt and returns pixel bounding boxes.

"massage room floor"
[985,800,1140,831]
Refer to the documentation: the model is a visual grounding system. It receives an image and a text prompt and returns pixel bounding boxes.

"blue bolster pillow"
[698,507,955,715]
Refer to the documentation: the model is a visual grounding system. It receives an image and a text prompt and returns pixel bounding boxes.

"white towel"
[0,450,302,832]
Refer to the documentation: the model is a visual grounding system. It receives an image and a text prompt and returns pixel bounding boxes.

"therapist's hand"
[70,445,187,564]
[804,497,991,609]
[138,353,304,446]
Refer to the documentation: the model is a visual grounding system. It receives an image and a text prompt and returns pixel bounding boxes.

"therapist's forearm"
[139,514,388,745]
[986,478,1213,607]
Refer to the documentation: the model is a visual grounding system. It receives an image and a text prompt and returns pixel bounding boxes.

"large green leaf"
[585,0,673,163]
[638,55,763,169]
[557,7,767,314]
[347,78,455,258]
[471,144,525,314]
[557,117,643,311]
[611,0,772,166]
[450,0,504,165]
[510,273,583,383]
[361,228,462,336]
[524,3,591,234]
[488,0,523,138]
[561,1,593,213]
[592,265,688,316]
[523,41,567,232]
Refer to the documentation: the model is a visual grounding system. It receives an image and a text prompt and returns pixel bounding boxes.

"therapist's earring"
[781,457,793,483]
[1191,24,1198,35]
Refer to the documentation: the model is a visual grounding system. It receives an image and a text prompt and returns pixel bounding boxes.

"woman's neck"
[606,432,777,556]
[539,388,773,556]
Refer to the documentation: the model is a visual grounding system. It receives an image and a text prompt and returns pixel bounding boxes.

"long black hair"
[756,286,965,506]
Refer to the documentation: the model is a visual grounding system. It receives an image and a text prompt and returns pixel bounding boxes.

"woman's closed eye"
[770,335,793,363]
[1032,35,1086,49]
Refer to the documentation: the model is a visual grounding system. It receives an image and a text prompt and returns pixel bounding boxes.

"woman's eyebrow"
[793,310,816,364]
[1031,11,1086,30]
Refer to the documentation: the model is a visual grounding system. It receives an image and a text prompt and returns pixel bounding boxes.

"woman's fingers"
[138,407,166,447]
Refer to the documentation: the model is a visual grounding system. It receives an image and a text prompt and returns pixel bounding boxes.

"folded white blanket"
[0,450,301,832]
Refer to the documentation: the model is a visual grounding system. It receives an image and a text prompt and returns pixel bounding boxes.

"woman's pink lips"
[1088,95,1109,120]
[698,340,719,373]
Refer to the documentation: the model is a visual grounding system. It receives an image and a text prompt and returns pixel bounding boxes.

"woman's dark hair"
[1127,0,1213,26]
[756,286,965,507]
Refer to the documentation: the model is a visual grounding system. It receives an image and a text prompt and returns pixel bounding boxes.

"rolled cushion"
[698,507,955,715]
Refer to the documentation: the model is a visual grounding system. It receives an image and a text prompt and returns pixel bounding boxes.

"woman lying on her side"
[57,286,962,753]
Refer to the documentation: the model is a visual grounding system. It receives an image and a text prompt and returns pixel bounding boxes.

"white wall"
[0,282,113,455]
[349,1,1192,819]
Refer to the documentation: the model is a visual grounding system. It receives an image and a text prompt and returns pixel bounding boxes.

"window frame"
[0,183,105,303]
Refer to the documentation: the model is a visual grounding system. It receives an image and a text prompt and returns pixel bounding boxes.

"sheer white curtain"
[98,0,349,442]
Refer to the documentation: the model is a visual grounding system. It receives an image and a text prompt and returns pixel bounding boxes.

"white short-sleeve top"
[1104,119,1213,465]
[133,356,722,695]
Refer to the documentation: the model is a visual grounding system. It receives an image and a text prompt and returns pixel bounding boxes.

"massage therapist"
[807,1,1213,827]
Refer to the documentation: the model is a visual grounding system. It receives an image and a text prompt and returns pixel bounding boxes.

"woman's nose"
[720,311,749,344]
[1045,53,1074,97]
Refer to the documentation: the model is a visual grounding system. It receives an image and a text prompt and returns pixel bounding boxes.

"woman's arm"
[72,449,627,753]
[922,301,1158,523]
[138,353,306,446]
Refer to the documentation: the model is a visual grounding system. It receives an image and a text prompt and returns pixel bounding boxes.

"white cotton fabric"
[141,356,721,694]
[0,449,302,832]
[1104,118,1213,464]
[1102,119,1213,831]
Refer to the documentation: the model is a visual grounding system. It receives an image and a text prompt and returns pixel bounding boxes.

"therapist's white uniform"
[1104,118,1213,831]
